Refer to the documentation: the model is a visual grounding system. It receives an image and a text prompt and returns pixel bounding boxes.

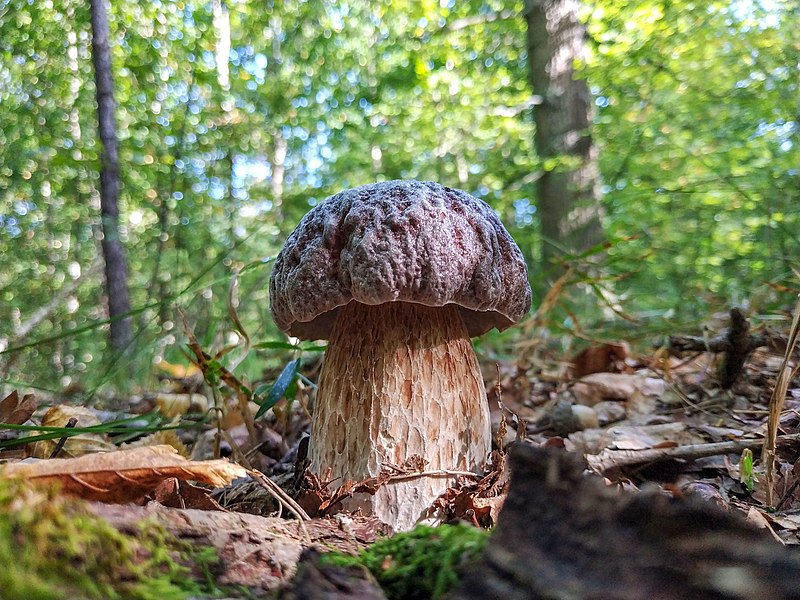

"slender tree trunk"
[270,132,287,221]
[90,0,133,350]
[525,0,603,280]
[212,0,231,91]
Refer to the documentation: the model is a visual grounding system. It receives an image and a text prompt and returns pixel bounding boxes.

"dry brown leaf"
[431,450,508,527]
[122,429,189,457]
[567,422,704,455]
[571,373,665,406]
[471,494,506,525]
[154,392,209,418]
[744,507,784,544]
[148,477,225,510]
[0,390,37,425]
[766,512,800,531]
[30,405,116,458]
[155,360,202,380]
[570,342,629,378]
[2,444,248,503]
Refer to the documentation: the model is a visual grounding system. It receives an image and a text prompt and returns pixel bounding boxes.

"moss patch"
[0,477,220,600]
[321,524,488,600]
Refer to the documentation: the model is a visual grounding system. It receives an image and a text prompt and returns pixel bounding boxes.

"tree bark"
[90,0,132,350]
[525,0,603,280]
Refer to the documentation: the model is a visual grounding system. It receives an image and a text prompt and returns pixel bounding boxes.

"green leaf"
[254,359,300,418]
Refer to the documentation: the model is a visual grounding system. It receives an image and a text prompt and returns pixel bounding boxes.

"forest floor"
[1,306,800,599]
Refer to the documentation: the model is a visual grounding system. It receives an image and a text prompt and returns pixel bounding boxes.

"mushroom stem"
[311,301,491,531]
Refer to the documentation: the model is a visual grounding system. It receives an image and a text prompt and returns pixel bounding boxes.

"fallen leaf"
[765,512,800,531]
[154,392,209,418]
[571,373,666,406]
[570,342,629,378]
[744,506,784,544]
[30,405,116,458]
[0,390,37,425]
[567,422,704,455]
[471,494,506,524]
[122,429,189,457]
[432,450,508,527]
[1,444,248,503]
[155,360,202,380]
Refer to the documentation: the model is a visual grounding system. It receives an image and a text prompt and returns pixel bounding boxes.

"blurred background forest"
[0,0,797,398]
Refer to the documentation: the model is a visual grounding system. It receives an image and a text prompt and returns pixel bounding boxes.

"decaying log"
[669,307,783,388]
[87,503,375,595]
[447,444,800,600]
[277,549,387,600]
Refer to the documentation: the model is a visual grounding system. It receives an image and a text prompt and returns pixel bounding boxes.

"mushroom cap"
[269,180,532,339]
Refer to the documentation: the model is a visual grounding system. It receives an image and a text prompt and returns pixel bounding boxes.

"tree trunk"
[212,0,231,91]
[271,132,287,222]
[90,0,132,350]
[525,0,603,281]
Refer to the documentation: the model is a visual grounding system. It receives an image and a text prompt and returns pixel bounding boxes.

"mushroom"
[270,180,531,530]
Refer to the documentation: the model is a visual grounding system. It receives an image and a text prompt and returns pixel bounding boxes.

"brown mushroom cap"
[270,180,532,339]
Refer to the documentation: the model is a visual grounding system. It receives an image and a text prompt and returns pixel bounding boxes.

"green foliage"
[322,524,489,600]
[0,412,199,450]
[0,476,220,599]
[254,357,299,417]
[739,448,757,494]
[586,0,800,314]
[0,0,798,392]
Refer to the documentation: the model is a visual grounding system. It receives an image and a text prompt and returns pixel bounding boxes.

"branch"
[586,433,800,474]
[10,260,101,343]
[491,95,543,117]
[669,308,786,388]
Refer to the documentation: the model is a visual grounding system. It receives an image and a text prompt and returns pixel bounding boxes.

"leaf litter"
[2,302,800,594]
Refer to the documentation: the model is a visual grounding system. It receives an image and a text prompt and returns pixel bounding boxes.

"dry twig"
[587,433,800,474]
[248,469,311,522]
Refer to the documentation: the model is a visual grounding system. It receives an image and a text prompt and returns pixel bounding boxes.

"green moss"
[0,477,221,600]
[321,524,489,600]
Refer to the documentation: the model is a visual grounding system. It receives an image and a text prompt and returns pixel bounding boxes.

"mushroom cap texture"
[270,180,532,339]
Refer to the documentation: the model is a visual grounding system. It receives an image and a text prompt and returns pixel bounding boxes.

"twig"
[669,307,786,388]
[49,418,78,458]
[586,433,800,474]
[220,429,253,470]
[313,466,485,516]
[645,365,717,417]
[248,468,310,521]
[221,431,312,536]
[384,469,481,482]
